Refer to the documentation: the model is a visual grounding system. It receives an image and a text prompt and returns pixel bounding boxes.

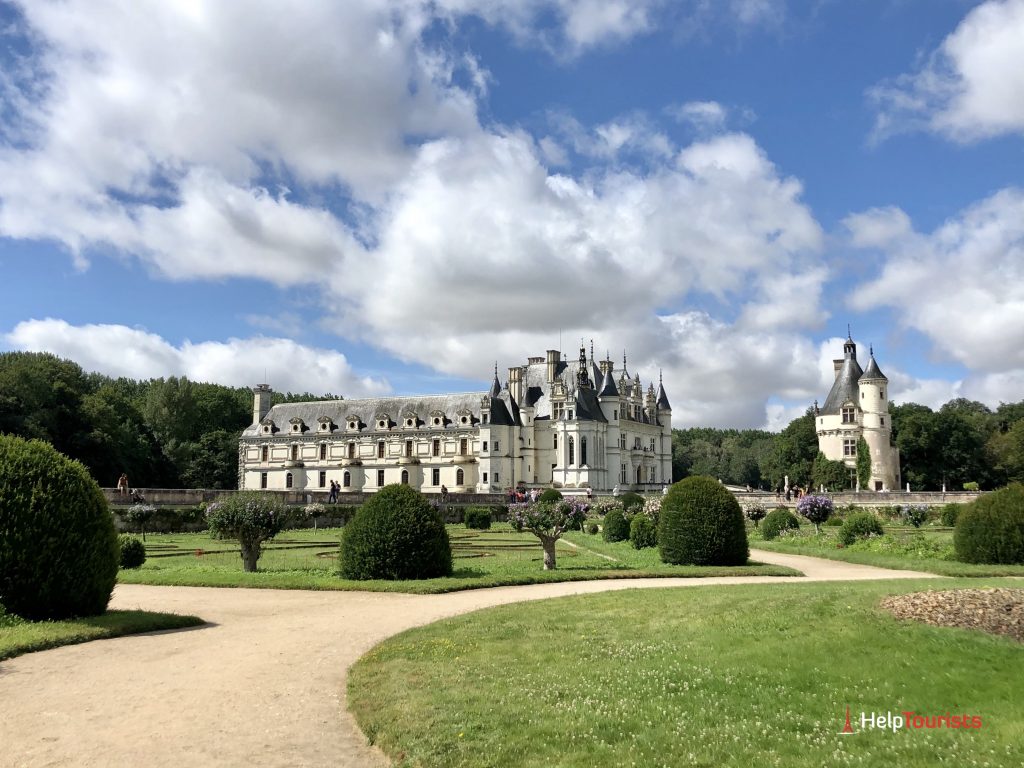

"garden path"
[0,551,938,768]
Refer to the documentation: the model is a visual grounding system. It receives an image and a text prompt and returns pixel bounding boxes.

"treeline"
[0,352,341,489]
[672,397,1024,491]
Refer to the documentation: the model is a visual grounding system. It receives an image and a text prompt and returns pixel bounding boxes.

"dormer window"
[842,406,856,424]
[289,417,306,434]
[378,420,387,429]
[260,417,277,435]
[375,413,391,430]
[317,417,334,433]
[403,412,418,429]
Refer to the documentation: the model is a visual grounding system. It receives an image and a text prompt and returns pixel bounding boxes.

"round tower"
[857,346,899,491]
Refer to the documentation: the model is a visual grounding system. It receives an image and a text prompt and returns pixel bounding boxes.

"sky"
[0,0,1022,430]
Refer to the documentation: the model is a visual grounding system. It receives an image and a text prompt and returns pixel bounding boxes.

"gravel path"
[0,550,937,768]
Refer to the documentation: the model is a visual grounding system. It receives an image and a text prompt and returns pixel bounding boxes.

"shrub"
[641,496,662,526]
[954,484,1024,564]
[797,495,834,533]
[207,491,287,572]
[341,484,452,579]
[825,516,843,527]
[629,515,657,549]
[539,489,563,503]
[619,492,644,514]
[590,498,621,516]
[602,508,630,542]
[0,435,119,620]
[940,503,962,528]
[658,477,748,566]
[839,512,884,546]
[761,507,800,541]
[744,504,767,527]
[900,504,929,529]
[508,499,588,570]
[586,522,600,535]
[118,536,146,569]
[464,507,492,530]
[963,481,980,492]
[124,503,156,541]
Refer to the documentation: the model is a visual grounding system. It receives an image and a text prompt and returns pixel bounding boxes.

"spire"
[576,342,592,388]
[843,326,857,360]
[656,372,671,411]
[488,362,501,398]
[598,366,619,398]
[859,347,888,382]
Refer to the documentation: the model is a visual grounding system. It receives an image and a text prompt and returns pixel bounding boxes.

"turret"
[252,384,272,425]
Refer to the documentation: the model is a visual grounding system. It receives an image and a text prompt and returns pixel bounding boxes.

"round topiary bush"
[838,512,884,546]
[464,507,492,530]
[761,507,800,541]
[341,484,453,580]
[539,488,563,503]
[619,491,645,514]
[602,508,630,542]
[0,435,119,620]
[658,476,748,566]
[586,522,600,535]
[118,535,146,569]
[954,484,1024,564]
[629,515,657,549]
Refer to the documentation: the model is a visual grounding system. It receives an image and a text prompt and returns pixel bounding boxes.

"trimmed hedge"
[118,536,146,569]
[838,512,883,546]
[761,508,800,541]
[539,489,563,503]
[464,507,492,530]
[619,492,645,514]
[602,508,630,543]
[629,515,657,549]
[0,435,119,620]
[954,484,1024,564]
[340,484,453,580]
[658,476,748,566]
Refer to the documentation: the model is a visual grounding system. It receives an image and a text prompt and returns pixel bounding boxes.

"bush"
[839,512,884,546]
[797,495,834,533]
[118,536,146,569]
[619,492,644,514]
[940,503,962,527]
[744,504,767,527]
[963,481,980,492]
[658,477,748,566]
[124,503,156,541]
[464,507,492,530]
[207,491,287,572]
[602,508,630,542]
[761,507,800,541]
[0,435,119,620]
[629,515,657,549]
[539,489,563,503]
[825,516,843,527]
[900,504,928,529]
[954,484,1024,564]
[586,522,600,535]
[340,484,452,579]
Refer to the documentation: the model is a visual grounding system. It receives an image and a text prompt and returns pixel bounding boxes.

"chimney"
[546,349,559,384]
[508,366,523,404]
[833,359,843,380]
[252,384,273,425]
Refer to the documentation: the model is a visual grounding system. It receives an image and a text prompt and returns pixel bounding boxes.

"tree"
[206,491,287,572]
[180,429,240,489]
[507,498,588,570]
[797,494,833,534]
[124,503,156,541]
[856,437,871,490]
[766,409,818,489]
[812,451,849,491]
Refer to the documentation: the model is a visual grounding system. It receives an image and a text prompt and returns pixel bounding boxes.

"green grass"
[349,579,1024,768]
[751,524,1024,577]
[115,525,798,593]
[0,608,204,661]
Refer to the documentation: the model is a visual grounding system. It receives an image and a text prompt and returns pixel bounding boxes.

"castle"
[238,345,673,494]
[815,334,901,491]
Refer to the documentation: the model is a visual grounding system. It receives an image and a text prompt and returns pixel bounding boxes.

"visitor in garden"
[117,472,128,495]
[328,479,338,504]
[440,485,449,502]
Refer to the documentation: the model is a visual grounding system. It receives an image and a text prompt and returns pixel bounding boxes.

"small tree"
[797,494,833,533]
[508,499,588,570]
[900,504,928,528]
[303,502,328,532]
[856,438,872,490]
[206,491,286,572]
[124,503,156,541]
[745,504,767,528]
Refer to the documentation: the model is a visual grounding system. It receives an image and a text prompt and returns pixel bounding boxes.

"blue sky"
[1,0,1022,429]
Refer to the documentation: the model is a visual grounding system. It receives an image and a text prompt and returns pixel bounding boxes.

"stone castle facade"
[238,345,672,494]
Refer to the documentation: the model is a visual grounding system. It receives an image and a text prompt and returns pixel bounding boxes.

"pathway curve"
[1,551,938,768]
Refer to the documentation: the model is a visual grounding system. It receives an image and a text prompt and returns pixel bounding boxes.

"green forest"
[2,351,1022,492]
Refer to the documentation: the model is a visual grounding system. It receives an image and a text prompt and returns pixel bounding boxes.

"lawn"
[0,607,204,661]
[349,579,1024,768]
[115,524,799,593]
[751,524,1024,577]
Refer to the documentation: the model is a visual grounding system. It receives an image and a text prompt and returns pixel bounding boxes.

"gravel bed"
[881,588,1024,642]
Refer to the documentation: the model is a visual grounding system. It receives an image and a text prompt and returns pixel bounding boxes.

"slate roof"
[821,357,864,415]
[598,368,619,397]
[656,381,671,411]
[859,354,887,382]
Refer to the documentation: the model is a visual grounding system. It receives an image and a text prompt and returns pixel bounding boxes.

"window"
[568,410,574,420]
[348,421,357,430]
[348,442,355,459]
[405,418,413,427]
[553,434,557,450]
[634,437,641,449]
[620,464,627,483]
[483,471,488,482]
[613,410,618,420]
[377,469,385,486]
[343,471,351,488]
[291,444,298,461]
[401,470,409,485]
[286,472,293,488]
[581,436,587,466]
[377,441,385,458]
[460,416,468,424]
[318,471,326,488]
[842,406,856,424]
[405,440,413,457]
[493,472,499,483]
[483,440,489,452]
[650,437,655,451]
[493,441,500,452]
[378,420,387,429]
[843,439,857,457]
[456,468,464,485]
[880,390,885,399]
[432,439,440,457]
[460,438,467,455]
[261,445,268,462]
[620,434,626,449]
[432,468,440,486]
[568,436,575,466]
[881,417,885,426]
[433,416,441,426]
[482,414,488,423]
[260,472,268,489]
[319,444,327,460]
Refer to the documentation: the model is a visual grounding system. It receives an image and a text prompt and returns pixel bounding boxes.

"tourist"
[328,480,338,504]
[117,473,129,495]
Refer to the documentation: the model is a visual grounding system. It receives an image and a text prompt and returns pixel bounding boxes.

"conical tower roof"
[859,348,887,382]
[598,367,619,398]
[656,375,671,411]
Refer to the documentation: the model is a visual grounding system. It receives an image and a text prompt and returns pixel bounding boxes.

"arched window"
[456,468,464,485]
[581,436,587,466]
[401,470,409,485]
[568,437,575,466]
[343,471,351,488]
[286,472,293,488]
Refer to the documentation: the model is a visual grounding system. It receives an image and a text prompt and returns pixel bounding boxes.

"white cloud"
[670,100,729,133]
[843,206,914,249]
[4,319,390,397]
[869,0,1024,142]
[849,188,1024,374]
